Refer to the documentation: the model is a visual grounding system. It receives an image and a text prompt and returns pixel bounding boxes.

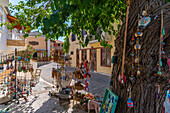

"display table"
[88,100,102,113]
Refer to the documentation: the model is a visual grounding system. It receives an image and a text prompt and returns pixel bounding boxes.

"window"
[71,34,76,41]
[58,44,60,46]
[82,50,87,62]
[70,51,74,55]
[101,48,111,66]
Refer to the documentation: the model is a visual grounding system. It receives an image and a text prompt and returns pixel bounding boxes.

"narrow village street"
[39,62,110,97]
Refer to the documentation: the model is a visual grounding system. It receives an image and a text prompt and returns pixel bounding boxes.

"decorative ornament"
[127,87,134,108]
[130,36,135,82]
[139,16,151,28]
[157,11,165,76]
[118,74,126,84]
[139,4,151,29]
[127,98,134,107]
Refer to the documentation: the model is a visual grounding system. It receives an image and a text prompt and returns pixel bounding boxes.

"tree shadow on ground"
[35,96,87,113]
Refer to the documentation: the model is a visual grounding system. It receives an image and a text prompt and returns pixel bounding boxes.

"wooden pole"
[121,0,130,78]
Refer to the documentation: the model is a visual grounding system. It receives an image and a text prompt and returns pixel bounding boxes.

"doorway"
[76,49,79,67]
[90,49,97,71]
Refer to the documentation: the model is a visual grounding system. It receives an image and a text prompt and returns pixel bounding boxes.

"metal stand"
[15,48,19,104]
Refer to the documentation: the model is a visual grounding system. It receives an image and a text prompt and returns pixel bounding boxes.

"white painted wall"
[0,5,8,55]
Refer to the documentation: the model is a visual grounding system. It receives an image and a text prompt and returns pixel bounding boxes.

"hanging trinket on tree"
[139,4,151,29]
[134,15,143,76]
[118,0,130,84]
[129,36,135,82]
[157,11,165,76]
[127,87,134,107]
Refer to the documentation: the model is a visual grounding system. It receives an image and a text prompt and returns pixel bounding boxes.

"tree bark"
[111,0,170,113]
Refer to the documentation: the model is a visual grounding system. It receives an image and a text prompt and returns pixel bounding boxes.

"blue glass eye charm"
[134,44,141,50]
[135,31,143,37]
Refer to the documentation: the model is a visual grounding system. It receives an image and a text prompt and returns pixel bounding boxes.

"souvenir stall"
[0,46,37,104]
[50,54,73,99]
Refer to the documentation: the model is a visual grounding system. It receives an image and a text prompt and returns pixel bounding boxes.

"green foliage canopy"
[1,0,127,48]
[63,37,70,54]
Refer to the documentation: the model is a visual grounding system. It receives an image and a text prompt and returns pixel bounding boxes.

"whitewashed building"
[0,1,26,56]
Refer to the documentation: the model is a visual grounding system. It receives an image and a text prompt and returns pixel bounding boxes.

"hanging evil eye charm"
[135,31,143,37]
[127,98,134,107]
[134,44,141,50]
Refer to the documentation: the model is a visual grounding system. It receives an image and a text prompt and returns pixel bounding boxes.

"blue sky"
[9,0,65,42]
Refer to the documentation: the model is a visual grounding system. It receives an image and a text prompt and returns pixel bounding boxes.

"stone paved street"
[0,79,86,113]
[38,62,110,97]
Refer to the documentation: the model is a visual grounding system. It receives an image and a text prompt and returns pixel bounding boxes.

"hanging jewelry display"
[134,14,143,76]
[139,4,151,29]
[157,11,165,76]
[127,87,134,107]
[118,0,130,84]
[129,36,135,82]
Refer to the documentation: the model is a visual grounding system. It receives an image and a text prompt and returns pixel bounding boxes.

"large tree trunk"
[111,0,170,113]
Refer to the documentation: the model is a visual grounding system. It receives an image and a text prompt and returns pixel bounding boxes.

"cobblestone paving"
[0,80,87,113]
[39,62,110,97]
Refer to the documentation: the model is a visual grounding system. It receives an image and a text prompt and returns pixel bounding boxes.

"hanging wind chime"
[118,0,130,84]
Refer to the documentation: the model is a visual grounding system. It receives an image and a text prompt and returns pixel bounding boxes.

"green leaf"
[23,34,29,38]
